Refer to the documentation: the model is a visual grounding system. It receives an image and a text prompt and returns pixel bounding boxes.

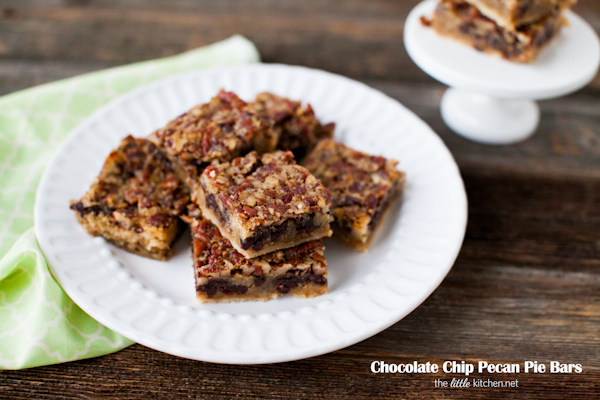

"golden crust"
[74,211,182,261]
[196,283,327,303]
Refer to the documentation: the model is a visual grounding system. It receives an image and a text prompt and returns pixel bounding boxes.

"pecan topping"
[198,150,333,232]
[146,213,173,227]
[147,90,273,183]
[252,92,335,160]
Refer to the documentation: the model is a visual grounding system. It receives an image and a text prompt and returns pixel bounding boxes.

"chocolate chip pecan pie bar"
[252,92,335,160]
[194,150,334,259]
[70,136,189,260]
[303,140,405,252]
[431,0,566,62]
[187,216,327,302]
[148,90,278,187]
[464,0,576,30]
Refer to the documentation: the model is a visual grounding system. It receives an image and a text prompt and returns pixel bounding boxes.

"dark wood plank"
[0,0,597,83]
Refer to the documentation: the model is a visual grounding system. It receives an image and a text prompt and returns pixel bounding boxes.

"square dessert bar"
[188,216,327,303]
[148,90,278,187]
[431,0,566,62]
[464,0,576,30]
[70,136,189,260]
[303,140,405,252]
[194,150,334,258]
[252,92,335,160]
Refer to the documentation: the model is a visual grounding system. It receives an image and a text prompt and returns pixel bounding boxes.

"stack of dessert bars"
[71,90,404,303]
[429,0,577,62]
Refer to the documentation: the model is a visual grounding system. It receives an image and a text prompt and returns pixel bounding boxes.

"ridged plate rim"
[35,64,467,364]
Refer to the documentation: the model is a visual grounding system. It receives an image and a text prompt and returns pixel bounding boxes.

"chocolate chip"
[207,194,229,224]
[89,205,102,216]
[308,274,327,285]
[240,215,316,251]
[198,283,218,297]
[275,275,300,294]
[70,201,85,217]
[101,204,113,216]
[487,35,505,51]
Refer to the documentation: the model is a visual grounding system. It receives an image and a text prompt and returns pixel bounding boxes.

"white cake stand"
[404,0,600,145]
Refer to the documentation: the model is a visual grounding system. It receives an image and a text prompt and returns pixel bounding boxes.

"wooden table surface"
[1,1,599,398]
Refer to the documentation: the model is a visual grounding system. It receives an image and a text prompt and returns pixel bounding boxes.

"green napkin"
[0,35,261,369]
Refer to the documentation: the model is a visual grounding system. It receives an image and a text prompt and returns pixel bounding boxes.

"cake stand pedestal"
[404,0,600,145]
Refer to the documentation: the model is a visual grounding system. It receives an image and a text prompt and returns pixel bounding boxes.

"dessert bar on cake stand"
[404,0,600,145]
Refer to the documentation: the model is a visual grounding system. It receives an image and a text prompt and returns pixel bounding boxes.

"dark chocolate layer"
[239,214,316,251]
[197,270,327,298]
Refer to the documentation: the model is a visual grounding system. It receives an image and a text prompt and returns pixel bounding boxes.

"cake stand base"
[405,0,599,145]
[441,89,540,145]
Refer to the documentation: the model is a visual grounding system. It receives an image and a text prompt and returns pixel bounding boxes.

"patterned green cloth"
[0,36,260,369]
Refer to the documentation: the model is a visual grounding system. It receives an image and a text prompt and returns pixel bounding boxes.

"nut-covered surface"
[252,92,335,160]
[189,217,327,302]
[303,139,405,251]
[195,150,334,258]
[69,136,188,260]
[430,0,566,62]
[148,90,278,185]
[463,0,576,30]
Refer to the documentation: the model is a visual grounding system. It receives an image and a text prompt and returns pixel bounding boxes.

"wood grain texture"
[1,0,599,398]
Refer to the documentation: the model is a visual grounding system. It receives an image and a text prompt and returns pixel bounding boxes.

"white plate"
[34,64,467,364]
